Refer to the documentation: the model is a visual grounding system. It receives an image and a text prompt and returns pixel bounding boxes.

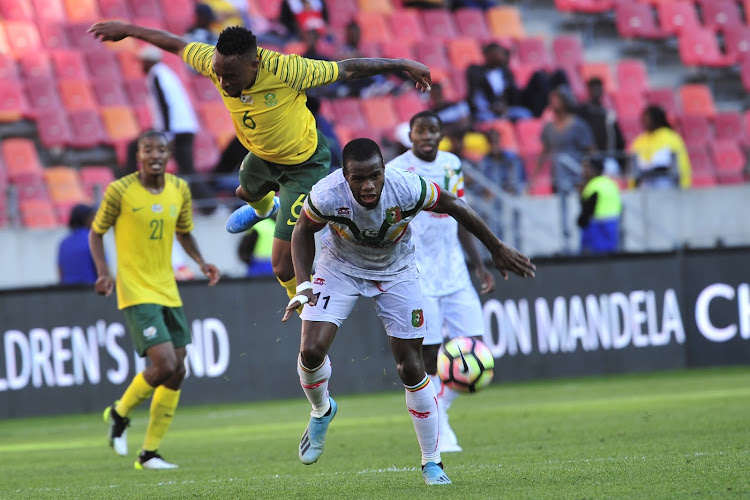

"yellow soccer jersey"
[182,42,339,165]
[92,173,194,310]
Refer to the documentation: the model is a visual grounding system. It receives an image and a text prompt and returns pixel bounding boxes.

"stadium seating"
[100,106,140,143]
[50,49,90,82]
[3,21,43,60]
[92,80,129,107]
[686,146,717,188]
[581,62,616,91]
[79,166,115,200]
[68,110,106,148]
[678,28,733,68]
[486,6,525,39]
[197,101,236,149]
[554,0,614,15]
[552,34,584,70]
[678,114,712,149]
[616,59,649,95]
[446,38,484,72]
[611,89,646,119]
[355,12,390,44]
[63,0,101,23]
[25,77,64,111]
[698,0,742,32]
[1,138,43,185]
[656,1,700,36]
[357,0,392,14]
[19,52,53,80]
[421,9,459,41]
[711,139,746,184]
[85,51,121,82]
[387,10,424,44]
[32,0,67,21]
[393,92,427,123]
[615,2,666,40]
[361,97,399,132]
[722,25,750,64]
[19,198,58,228]
[0,0,35,20]
[713,111,746,145]
[43,166,89,224]
[59,80,97,112]
[193,133,220,173]
[37,21,71,49]
[679,84,716,117]
[454,8,492,40]
[646,87,680,117]
[0,80,30,123]
[37,108,72,149]
[480,120,519,152]
[98,0,131,19]
[517,37,551,71]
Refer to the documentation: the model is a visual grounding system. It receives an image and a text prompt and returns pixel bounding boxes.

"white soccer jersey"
[304,167,440,280]
[386,150,472,296]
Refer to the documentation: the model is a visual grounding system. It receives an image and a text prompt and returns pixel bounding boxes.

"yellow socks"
[115,372,155,417]
[278,276,297,300]
[249,192,276,217]
[143,386,181,452]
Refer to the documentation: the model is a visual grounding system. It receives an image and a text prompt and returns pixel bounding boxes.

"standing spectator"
[576,77,626,175]
[58,203,98,286]
[577,158,622,254]
[629,105,691,189]
[467,43,529,122]
[280,0,329,39]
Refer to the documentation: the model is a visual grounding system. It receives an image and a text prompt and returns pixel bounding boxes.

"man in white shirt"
[281,138,535,485]
[387,111,495,453]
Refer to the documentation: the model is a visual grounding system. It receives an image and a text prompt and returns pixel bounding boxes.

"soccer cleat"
[134,450,179,470]
[103,401,130,457]
[439,411,463,453]
[422,461,452,485]
[225,196,280,233]
[299,397,337,465]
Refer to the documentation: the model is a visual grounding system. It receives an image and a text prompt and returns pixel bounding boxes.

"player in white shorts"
[281,138,535,485]
[387,111,496,453]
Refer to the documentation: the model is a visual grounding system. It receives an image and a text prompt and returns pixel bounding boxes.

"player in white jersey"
[281,138,535,485]
[387,111,496,453]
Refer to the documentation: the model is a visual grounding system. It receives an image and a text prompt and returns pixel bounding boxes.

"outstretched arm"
[337,57,432,92]
[88,20,187,55]
[281,213,326,322]
[176,232,221,286]
[432,187,535,280]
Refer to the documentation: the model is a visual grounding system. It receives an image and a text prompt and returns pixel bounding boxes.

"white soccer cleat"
[439,411,463,453]
[103,402,130,457]
[134,450,179,470]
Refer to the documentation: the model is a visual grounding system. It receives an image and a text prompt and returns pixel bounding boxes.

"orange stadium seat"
[357,0,393,14]
[678,114,712,149]
[517,37,551,71]
[387,9,424,44]
[722,25,750,64]
[92,79,129,106]
[713,111,745,144]
[32,0,67,21]
[645,87,679,117]
[59,80,97,112]
[98,0,132,20]
[686,146,716,188]
[361,97,399,131]
[616,59,649,95]
[1,138,43,184]
[711,140,746,184]
[393,92,428,123]
[3,21,42,60]
[698,0,742,32]
[198,101,236,149]
[80,166,115,200]
[487,6,525,40]
[20,199,59,228]
[678,28,733,68]
[552,35,584,70]
[454,8,492,40]
[355,12,391,44]
[615,2,666,40]
[656,1,699,36]
[0,79,31,122]
[581,62,616,92]
[446,38,484,72]
[68,109,106,148]
[331,99,367,129]
[44,166,88,204]
[193,133,220,173]
[100,106,140,142]
[37,108,72,149]
[117,51,144,80]
[85,51,121,81]
[611,89,646,119]
[421,9,459,41]
[0,0,35,20]
[679,84,716,118]
[480,120,519,152]
[25,77,63,111]
[50,49,90,82]
[37,21,72,49]
[63,0,101,22]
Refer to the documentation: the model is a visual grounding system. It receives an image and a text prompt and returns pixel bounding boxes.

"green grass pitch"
[1,367,749,499]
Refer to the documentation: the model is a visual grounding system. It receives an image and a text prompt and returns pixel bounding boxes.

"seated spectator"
[58,204,98,286]
[576,77,626,176]
[185,3,219,46]
[577,158,622,254]
[238,218,275,277]
[280,0,329,39]
[430,82,472,143]
[477,129,527,196]
[629,105,691,189]
[467,43,533,122]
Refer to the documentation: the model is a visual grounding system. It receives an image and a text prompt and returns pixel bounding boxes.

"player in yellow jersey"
[88,20,432,304]
[89,130,221,470]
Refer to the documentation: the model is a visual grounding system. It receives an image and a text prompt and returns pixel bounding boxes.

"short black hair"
[216,26,258,57]
[342,138,383,173]
[586,157,605,175]
[587,77,603,87]
[409,110,442,130]
[644,105,671,129]
[68,203,95,229]
[483,42,508,56]
[137,129,168,148]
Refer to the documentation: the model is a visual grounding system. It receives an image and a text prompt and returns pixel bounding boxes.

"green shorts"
[239,130,331,241]
[122,304,191,357]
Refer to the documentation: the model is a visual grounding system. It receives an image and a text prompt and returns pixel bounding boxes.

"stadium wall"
[1,248,749,418]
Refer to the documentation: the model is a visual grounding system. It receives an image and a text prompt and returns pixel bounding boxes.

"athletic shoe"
[439,411,463,453]
[422,461,452,485]
[134,450,179,470]
[299,397,337,465]
[225,196,280,233]
[103,401,130,457]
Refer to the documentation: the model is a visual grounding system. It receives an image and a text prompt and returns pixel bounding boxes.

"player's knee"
[396,358,425,387]
[299,345,326,370]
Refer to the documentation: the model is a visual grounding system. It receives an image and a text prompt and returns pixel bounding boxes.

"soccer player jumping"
[281,139,535,485]
[88,21,432,304]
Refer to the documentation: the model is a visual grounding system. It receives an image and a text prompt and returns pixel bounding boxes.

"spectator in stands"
[185,3,219,46]
[331,20,394,98]
[466,43,532,122]
[577,158,622,254]
[58,203,98,286]
[280,0,329,39]
[403,0,447,8]
[430,82,472,144]
[576,77,626,176]
[450,0,499,9]
[477,129,527,196]
[238,218,276,277]
[630,105,692,190]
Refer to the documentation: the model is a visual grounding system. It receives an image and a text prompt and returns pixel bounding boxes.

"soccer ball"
[437,336,495,393]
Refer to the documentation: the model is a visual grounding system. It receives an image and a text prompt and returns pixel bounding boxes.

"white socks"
[298,355,332,418]
[405,375,441,466]
[429,373,459,412]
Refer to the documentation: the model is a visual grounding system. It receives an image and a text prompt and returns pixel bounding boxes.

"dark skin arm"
[281,213,325,322]
[337,58,432,93]
[431,187,536,280]
[87,21,187,55]
[175,232,221,286]
[457,225,495,294]
[89,230,114,297]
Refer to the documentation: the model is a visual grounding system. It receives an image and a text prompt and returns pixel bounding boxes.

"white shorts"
[422,285,485,345]
[300,263,427,339]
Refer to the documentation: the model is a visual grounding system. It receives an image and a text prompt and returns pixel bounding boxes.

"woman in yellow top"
[629,105,692,189]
